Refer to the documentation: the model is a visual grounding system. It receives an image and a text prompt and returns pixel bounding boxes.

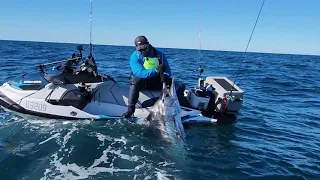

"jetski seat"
[92,81,186,108]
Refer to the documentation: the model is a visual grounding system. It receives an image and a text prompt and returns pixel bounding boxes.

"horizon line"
[0,39,319,57]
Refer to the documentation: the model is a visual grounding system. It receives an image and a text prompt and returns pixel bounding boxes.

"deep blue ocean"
[0,40,319,180]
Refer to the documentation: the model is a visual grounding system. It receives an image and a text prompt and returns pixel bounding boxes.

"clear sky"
[0,0,319,55]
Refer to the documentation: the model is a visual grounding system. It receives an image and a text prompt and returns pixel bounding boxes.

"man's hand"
[156,64,166,74]
[160,73,168,83]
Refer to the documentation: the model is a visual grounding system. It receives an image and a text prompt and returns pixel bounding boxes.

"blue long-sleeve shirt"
[130,49,171,78]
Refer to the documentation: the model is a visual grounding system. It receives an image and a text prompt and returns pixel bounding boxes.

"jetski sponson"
[0,45,244,124]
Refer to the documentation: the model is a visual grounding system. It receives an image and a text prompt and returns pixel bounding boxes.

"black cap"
[134,36,149,51]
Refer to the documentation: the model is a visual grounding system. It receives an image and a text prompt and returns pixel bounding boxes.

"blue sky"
[0,0,319,55]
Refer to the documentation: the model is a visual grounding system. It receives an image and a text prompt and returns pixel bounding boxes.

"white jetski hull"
[0,82,217,124]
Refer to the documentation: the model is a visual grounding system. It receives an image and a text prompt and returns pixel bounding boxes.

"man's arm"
[130,51,157,78]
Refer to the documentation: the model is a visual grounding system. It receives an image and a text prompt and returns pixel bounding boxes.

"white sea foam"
[130,145,138,150]
[40,169,52,180]
[141,146,153,154]
[108,149,139,162]
[156,169,173,180]
[114,136,127,145]
[95,132,113,146]
[62,121,74,125]
[133,174,152,180]
[43,150,136,180]
[62,126,78,148]
[40,133,145,180]
[134,163,146,171]
[27,119,56,127]
[39,133,60,145]
[158,161,174,167]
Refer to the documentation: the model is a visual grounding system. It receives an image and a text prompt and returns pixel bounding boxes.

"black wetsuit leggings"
[128,75,171,107]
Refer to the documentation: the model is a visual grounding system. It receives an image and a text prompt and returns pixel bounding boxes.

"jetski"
[0,45,244,124]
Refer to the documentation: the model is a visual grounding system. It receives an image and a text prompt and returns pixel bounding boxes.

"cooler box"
[205,76,244,114]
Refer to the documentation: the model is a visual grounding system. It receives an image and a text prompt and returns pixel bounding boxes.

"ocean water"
[0,40,319,180]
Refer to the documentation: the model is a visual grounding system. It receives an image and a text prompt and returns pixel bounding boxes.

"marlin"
[146,77,186,141]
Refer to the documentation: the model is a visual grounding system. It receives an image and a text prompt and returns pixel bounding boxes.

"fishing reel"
[198,66,204,76]
[65,45,83,68]
[75,44,83,60]
[77,44,83,51]
[193,66,204,77]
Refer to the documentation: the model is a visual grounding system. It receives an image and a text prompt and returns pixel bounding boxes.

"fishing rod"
[229,0,266,96]
[198,25,204,77]
[37,45,83,72]
[38,1,94,72]
[193,0,205,90]
[197,0,203,78]
[89,0,93,57]
[39,57,80,67]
